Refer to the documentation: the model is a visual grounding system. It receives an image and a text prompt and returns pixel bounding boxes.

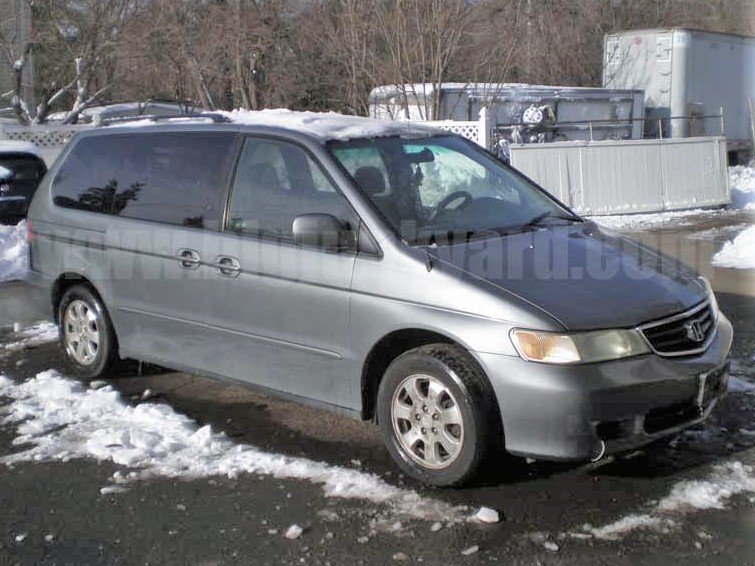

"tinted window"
[0,155,46,182]
[52,132,237,229]
[227,137,355,241]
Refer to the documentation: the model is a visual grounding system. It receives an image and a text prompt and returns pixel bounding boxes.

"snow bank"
[589,209,711,232]
[0,220,28,283]
[573,462,755,541]
[0,370,467,523]
[712,225,755,269]
[729,163,755,210]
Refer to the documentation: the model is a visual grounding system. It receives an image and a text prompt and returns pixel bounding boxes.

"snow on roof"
[219,108,438,141]
[0,140,41,157]
[108,108,440,142]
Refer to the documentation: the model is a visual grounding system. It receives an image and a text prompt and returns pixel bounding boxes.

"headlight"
[510,328,650,364]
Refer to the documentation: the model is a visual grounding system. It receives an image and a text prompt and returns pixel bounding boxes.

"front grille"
[639,302,716,356]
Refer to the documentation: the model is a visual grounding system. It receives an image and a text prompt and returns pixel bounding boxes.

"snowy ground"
[0,363,467,525]
[1,322,755,553]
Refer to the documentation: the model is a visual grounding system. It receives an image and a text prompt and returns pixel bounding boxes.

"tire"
[57,284,117,379]
[376,343,502,487]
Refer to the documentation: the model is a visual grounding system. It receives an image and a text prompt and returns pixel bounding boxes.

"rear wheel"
[58,285,117,379]
[377,343,502,486]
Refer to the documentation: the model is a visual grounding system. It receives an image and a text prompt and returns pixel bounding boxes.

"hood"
[432,222,707,330]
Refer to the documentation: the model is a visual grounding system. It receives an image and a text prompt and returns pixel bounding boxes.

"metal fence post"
[719,107,725,136]
[479,107,491,149]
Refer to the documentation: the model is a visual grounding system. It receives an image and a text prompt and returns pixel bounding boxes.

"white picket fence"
[420,107,493,149]
[0,122,89,165]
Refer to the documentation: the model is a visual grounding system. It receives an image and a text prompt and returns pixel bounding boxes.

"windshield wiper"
[521,211,583,231]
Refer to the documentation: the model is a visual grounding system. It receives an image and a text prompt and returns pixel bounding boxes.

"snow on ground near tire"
[0,220,27,283]
[0,370,467,523]
[712,225,755,269]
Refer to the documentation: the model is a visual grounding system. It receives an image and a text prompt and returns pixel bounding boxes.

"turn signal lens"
[510,330,581,364]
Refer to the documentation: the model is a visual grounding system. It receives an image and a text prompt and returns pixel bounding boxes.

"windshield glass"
[328,135,578,245]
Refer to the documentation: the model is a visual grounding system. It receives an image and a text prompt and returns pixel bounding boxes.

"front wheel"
[377,344,502,487]
[58,285,117,379]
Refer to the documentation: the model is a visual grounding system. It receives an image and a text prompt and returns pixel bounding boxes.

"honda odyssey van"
[27,111,733,486]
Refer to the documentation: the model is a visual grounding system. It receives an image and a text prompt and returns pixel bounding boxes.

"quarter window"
[52,132,237,229]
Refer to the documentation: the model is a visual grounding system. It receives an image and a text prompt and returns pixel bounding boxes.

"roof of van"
[0,140,42,157]
[107,108,438,142]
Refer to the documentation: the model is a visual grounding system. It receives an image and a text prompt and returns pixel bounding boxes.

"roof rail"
[98,112,232,127]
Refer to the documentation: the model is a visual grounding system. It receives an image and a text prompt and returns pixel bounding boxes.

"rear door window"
[52,132,237,230]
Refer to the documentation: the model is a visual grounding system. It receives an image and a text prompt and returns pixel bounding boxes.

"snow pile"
[0,220,28,283]
[657,462,755,512]
[0,321,58,359]
[588,209,712,232]
[0,370,467,523]
[729,163,755,210]
[571,461,755,541]
[583,515,667,541]
[712,225,755,269]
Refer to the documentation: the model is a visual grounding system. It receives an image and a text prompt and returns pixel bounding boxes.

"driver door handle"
[213,255,241,278]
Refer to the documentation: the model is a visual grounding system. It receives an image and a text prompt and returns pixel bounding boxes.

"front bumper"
[477,313,734,461]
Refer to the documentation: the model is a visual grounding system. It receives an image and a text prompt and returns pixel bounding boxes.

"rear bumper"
[477,313,734,461]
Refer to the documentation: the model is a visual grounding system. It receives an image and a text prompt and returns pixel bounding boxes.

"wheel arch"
[360,328,494,422]
[52,273,108,324]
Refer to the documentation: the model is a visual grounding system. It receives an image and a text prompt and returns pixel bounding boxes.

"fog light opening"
[590,440,606,463]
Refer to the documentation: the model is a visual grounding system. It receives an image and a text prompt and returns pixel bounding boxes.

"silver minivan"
[27,111,733,486]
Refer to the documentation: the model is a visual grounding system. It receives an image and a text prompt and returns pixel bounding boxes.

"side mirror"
[0,165,12,181]
[292,213,354,251]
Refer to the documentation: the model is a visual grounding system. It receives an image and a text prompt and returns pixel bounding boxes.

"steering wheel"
[433,191,473,217]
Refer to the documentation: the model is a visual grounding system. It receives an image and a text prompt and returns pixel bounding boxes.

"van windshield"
[328,135,580,245]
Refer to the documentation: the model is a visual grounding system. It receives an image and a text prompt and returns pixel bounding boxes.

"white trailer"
[369,83,645,143]
[603,28,755,159]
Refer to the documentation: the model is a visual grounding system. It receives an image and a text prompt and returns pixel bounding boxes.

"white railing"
[418,107,493,149]
[0,123,90,165]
